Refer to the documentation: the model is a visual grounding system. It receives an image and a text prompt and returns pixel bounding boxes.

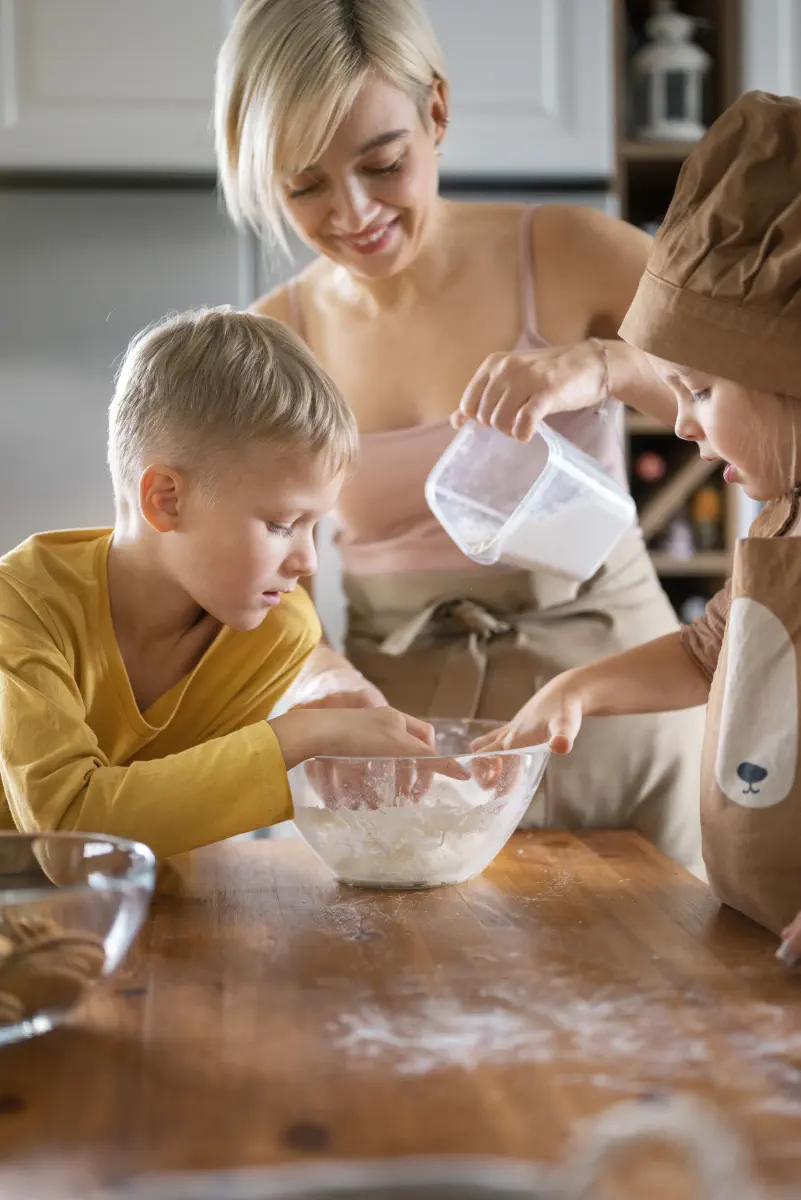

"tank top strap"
[286,277,308,343]
[518,208,541,343]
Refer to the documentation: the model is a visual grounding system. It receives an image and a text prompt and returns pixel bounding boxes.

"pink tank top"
[290,210,629,578]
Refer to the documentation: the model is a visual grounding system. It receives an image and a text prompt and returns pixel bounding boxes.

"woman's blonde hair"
[215,0,447,243]
[108,307,357,495]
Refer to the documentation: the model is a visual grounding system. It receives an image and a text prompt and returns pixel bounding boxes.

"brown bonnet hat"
[620,91,801,398]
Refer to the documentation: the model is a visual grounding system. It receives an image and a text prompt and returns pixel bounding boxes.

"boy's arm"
[0,610,296,859]
[0,593,441,856]
[473,632,711,754]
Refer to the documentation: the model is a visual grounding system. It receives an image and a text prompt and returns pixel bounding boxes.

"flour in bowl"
[292,767,544,890]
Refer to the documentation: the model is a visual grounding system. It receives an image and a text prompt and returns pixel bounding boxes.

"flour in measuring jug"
[470,504,625,577]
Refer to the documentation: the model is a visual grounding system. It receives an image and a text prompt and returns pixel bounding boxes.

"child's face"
[649,356,801,502]
[150,445,342,632]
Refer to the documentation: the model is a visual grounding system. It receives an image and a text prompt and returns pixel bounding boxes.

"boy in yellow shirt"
[0,307,439,857]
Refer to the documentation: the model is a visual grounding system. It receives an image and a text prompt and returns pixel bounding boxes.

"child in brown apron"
[472,91,801,960]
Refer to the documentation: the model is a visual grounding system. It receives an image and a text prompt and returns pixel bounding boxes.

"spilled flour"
[327,964,801,1154]
[335,997,539,1077]
[330,983,713,1080]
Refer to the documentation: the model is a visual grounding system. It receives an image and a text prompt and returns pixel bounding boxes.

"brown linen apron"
[345,534,705,875]
[702,531,801,933]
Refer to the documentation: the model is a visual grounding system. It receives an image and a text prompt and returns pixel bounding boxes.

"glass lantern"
[631,0,712,141]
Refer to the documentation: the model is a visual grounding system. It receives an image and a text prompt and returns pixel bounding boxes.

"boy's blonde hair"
[215,0,447,243]
[108,307,357,495]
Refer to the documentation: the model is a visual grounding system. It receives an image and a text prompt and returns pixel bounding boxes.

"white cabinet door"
[0,0,233,170]
[427,0,614,178]
[741,0,801,97]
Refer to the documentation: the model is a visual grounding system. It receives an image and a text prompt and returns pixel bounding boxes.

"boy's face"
[150,444,343,632]
[649,356,801,502]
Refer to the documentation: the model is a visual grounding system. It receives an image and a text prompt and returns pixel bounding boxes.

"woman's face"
[281,76,446,279]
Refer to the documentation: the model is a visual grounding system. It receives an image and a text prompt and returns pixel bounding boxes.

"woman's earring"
[436,117,449,156]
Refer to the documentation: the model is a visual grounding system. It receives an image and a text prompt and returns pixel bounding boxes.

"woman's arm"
[455,205,678,437]
[542,205,677,423]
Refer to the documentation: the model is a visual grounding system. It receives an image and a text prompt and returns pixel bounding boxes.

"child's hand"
[469,675,585,755]
[778,912,801,966]
[469,753,522,796]
[273,707,470,811]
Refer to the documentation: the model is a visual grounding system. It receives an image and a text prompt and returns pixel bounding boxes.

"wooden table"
[2,830,801,1197]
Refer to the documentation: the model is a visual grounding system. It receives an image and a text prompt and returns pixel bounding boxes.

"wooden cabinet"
[615,0,745,614]
[0,0,614,178]
[0,0,235,171]
[741,0,801,97]
[427,0,615,178]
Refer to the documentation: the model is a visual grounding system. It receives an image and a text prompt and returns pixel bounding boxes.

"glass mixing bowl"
[0,831,156,1045]
[289,719,549,890]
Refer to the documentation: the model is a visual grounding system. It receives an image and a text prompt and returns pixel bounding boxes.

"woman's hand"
[470,673,586,755]
[453,340,607,442]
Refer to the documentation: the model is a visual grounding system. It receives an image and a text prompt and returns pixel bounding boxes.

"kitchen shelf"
[615,0,741,613]
[649,552,732,577]
[638,456,721,541]
[626,411,671,434]
[620,139,699,163]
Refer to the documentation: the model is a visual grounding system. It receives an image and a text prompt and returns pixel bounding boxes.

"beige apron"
[345,534,705,876]
[702,532,801,934]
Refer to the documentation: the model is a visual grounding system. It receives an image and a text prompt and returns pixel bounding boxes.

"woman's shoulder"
[530,202,650,259]
[249,258,330,333]
[449,200,647,265]
[446,199,525,238]
[528,204,652,337]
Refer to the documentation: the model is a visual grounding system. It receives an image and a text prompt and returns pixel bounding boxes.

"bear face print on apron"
[702,531,801,935]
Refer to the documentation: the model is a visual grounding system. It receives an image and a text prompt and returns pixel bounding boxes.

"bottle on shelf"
[691,485,723,551]
[656,514,695,558]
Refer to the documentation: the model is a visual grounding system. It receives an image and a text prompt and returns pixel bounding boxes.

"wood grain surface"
[1,831,801,1197]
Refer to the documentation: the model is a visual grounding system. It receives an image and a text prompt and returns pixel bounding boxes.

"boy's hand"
[272,706,438,764]
[469,674,585,755]
[778,912,801,967]
[321,708,441,759]
[452,341,607,442]
[302,707,469,811]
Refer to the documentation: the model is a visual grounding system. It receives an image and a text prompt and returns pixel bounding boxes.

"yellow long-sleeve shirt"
[0,529,321,857]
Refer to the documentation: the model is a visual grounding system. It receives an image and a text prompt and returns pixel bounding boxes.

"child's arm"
[273,642,386,714]
[0,611,436,859]
[473,632,711,754]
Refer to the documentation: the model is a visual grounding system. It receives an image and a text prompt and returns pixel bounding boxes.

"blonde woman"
[215,0,705,872]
